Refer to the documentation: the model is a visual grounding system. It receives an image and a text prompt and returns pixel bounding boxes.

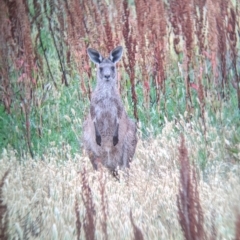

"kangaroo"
[83,46,137,172]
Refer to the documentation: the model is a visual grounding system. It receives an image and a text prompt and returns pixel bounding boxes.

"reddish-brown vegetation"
[177,135,240,240]
[1,0,239,116]
[177,135,205,240]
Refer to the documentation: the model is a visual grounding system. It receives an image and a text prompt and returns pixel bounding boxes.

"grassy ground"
[1,113,240,239]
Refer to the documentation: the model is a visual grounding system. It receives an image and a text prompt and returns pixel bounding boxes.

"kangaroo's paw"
[96,135,101,146]
[113,136,118,146]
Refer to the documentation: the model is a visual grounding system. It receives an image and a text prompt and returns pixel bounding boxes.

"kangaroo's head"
[87,46,123,88]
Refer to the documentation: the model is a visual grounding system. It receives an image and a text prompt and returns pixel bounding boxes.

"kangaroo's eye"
[111,66,115,71]
[99,67,103,72]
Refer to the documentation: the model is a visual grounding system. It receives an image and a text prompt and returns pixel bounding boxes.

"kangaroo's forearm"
[113,122,119,146]
[94,122,101,146]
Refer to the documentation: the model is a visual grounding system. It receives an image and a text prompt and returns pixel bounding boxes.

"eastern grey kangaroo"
[83,46,137,172]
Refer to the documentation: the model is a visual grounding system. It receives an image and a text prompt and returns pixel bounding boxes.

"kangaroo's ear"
[109,46,123,63]
[87,48,103,64]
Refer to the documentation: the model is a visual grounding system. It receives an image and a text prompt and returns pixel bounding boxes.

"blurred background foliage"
[0,0,239,160]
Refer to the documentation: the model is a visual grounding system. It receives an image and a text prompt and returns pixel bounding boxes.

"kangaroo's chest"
[92,96,121,135]
[94,96,120,117]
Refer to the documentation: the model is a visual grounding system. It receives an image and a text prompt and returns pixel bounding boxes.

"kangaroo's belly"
[96,111,117,135]
[99,144,123,170]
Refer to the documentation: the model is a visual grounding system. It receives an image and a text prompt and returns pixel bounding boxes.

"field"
[1,121,240,239]
[0,0,240,239]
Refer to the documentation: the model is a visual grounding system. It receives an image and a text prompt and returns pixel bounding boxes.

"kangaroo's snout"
[104,74,110,81]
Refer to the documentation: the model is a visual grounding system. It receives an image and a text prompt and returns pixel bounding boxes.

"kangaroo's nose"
[105,75,110,80]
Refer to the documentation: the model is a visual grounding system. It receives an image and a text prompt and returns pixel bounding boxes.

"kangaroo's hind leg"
[122,123,137,168]
[121,146,130,168]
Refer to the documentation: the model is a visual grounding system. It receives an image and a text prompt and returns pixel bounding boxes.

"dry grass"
[0,169,9,239]
[0,117,240,239]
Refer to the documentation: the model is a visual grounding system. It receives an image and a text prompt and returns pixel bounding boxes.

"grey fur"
[83,46,137,172]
